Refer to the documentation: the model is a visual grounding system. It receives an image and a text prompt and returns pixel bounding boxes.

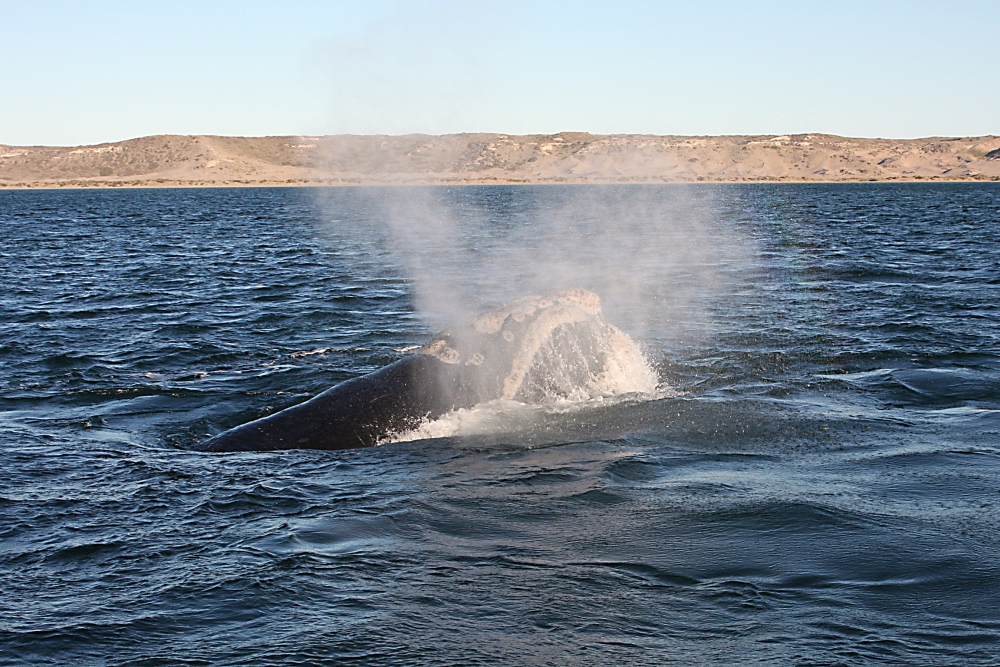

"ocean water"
[1,184,999,666]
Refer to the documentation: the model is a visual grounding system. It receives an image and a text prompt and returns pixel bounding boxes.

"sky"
[1,1,997,145]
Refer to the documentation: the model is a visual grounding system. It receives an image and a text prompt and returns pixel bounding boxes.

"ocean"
[2,184,998,665]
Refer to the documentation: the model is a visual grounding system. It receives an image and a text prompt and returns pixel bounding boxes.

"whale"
[197,289,654,452]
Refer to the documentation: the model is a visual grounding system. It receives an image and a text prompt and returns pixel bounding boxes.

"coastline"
[2,132,999,189]
[2,176,1000,190]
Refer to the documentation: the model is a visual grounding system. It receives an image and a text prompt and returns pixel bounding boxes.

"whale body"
[197,289,654,452]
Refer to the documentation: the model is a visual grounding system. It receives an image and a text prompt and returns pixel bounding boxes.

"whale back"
[198,289,655,452]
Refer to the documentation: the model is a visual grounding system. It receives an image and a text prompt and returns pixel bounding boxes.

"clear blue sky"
[2,1,997,145]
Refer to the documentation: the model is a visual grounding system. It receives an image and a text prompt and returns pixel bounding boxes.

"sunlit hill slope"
[2,132,999,187]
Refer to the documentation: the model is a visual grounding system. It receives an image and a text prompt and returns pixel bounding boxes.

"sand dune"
[2,132,999,188]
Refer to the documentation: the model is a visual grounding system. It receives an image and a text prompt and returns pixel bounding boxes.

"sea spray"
[312,184,753,347]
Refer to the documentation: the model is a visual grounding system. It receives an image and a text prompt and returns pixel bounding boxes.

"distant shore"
[2,132,999,188]
[3,178,999,191]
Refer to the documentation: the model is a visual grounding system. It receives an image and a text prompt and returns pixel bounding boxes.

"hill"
[2,132,999,188]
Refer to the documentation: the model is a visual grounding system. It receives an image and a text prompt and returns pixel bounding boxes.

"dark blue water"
[2,185,999,666]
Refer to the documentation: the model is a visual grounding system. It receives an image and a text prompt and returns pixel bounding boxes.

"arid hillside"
[2,132,999,187]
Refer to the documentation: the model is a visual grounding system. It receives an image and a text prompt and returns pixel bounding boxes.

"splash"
[390,288,663,443]
[311,183,751,443]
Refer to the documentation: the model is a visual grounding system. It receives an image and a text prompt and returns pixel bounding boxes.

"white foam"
[388,335,670,444]
[390,399,527,442]
[387,383,676,444]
